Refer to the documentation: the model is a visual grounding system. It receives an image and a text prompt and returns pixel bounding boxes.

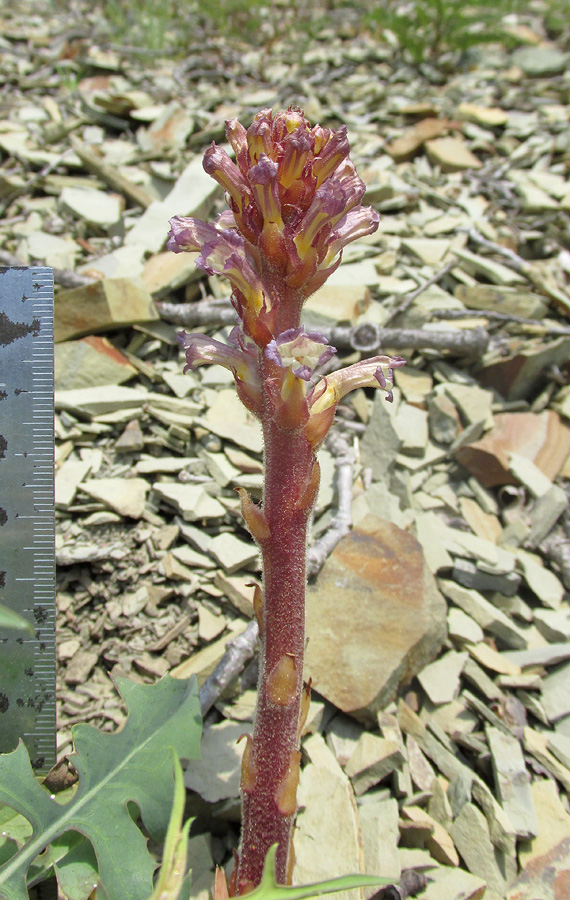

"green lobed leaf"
[245,846,394,900]
[53,834,99,900]
[0,675,201,900]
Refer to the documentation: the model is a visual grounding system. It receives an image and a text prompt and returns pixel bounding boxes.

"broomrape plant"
[167,107,405,895]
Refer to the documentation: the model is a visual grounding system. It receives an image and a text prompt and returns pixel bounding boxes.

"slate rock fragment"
[305,514,447,723]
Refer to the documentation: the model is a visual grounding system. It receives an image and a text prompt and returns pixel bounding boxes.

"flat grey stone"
[56,385,149,416]
[294,735,364,900]
[486,726,538,840]
[125,155,219,253]
[513,46,567,77]
[548,732,570,770]
[418,651,469,705]
[533,609,570,643]
[451,558,521,598]
[419,868,486,900]
[153,482,225,521]
[325,714,365,767]
[198,389,263,453]
[360,391,401,481]
[60,186,122,226]
[447,608,484,645]
[207,532,259,574]
[541,661,570,723]
[80,477,149,519]
[183,719,251,803]
[505,644,570,668]
[358,796,401,888]
[450,802,507,895]
[439,580,528,649]
[344,733,404,795]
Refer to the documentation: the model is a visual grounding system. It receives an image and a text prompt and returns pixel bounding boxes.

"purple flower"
[309,356,406,412]
[168,108,382,346]
[178,329,262,414]
[265,328,336,380]
[203,143,252,212]
[168,216,266,317]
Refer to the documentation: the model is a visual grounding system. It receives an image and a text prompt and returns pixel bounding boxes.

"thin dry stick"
[70,136,156,209]
[307,432,355,578]
[331,322,489,357]
[156,298,488,357]
[199,621,259,717]
[431,307,570,335]
[382,257,458,326]
[155,298,238,327]
[167,109,406,892]
[0,250,96,290]
[0,148,74,216]
[467,227,570,315]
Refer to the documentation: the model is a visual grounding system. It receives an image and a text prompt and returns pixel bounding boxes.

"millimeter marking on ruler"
[0,267,56,772]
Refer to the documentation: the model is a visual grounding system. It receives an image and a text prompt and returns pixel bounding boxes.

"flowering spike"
[279,127,312,189]
[323,206,381,265]
[247,111,273,163]
[237,488,271,542]
[226,118,249,173]
[266,328,335,381]
[177,329,262,415]
[249,155,283,230]
[305,404,336,451]
[168,107,407,893]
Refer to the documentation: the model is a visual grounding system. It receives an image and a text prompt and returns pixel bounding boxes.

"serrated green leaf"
[246,846,393,900]
[53,834,98,900]
[0,675,201,900]
[0,807,33,849]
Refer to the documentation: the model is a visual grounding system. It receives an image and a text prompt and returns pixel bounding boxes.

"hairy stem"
[235,381,316,893]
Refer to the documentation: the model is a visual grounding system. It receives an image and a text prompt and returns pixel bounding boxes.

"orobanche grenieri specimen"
[167,108,405,894]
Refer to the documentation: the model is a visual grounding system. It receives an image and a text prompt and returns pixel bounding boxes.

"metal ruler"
[0,267,56,772]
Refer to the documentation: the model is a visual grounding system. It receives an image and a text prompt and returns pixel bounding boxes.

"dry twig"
[0,250,96,290]
[467,227,570,315]
[307,432,355,578]
[156,298,489,357]
[199,620,259,716]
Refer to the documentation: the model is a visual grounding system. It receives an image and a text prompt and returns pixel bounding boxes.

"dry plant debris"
[2,2,570,897]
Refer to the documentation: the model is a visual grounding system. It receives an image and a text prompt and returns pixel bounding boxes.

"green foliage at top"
[96,0,178,51]
[0,676,201,900]
[365,0,522,63]
[90,0,566,57]
[194,0,271,43]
